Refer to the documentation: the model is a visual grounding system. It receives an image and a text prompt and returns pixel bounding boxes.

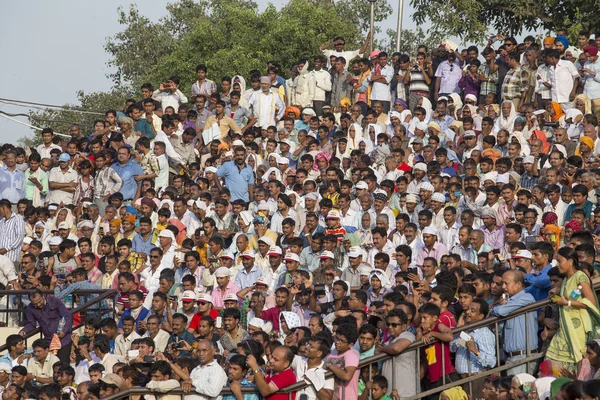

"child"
[153,141,169,190]
[457,283,476,326]
[361,375,399,400]
[430,285,457,326]
[156,208,170,233]
[358,363,379,400]
[418,303,459,392]
[222,354,257,400]
[325,323,360,400]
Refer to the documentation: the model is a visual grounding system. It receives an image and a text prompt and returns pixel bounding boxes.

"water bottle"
[57,316,66,333]
[570,285,582,300]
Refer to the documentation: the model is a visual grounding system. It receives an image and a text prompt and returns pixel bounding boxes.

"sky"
[0,0,537,145]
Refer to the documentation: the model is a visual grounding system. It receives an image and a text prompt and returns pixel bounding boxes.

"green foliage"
[334,0,393,36]
[23,86,135,146]
[382,27,444,56]
[410,0,600,44]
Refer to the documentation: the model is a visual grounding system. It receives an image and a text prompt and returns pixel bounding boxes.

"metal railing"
[0,289,117,353]
[101,282,587,400]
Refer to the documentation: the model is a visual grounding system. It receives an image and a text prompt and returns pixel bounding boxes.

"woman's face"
[359,142,366,153]
[576,100,586,113]
[502,102,512,117]
[349,126,356,138]
[582,143,591,153]
[317,158,328,169]
[269,157,277,168]
[586,345,600,368]
[57,210,67,222]
[247,156,255,168]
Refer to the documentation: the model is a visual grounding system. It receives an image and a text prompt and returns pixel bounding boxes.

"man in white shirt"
[152,75,188,113]
[545,48,579,110]
[36,128,62,159]
[320,35,370,70]
[180,339,228,399]
[249,77,285,128]
[113,316,141,357]
[153,119,185,170]
[48,153,78,206]
[370,51,395,113]
[309,55,332,116]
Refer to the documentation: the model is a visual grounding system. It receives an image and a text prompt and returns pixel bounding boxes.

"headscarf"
[357,138,374,155]
[499,100,517,130]
[367,123,383,142]
[529,129,551,153]
[279,311,301,337]
[513,374,536,387]
[574,94,592,115]
[339,97,352,108]
[440,386,468,400]
[509,132,531,156]
[348,123,364,151]
[565,108,583,125]
[159,199,175,215]
[262,167,282,183]
[267,152,281,166]
[534,377,556,400]
[168,218,187,245]
[448,93,463,119]
[542,212,558,225]
[232,75,247,92]
[399,109,412,123]
[368,269,391,288]
[284,106,300,119]
[565,220,582,232]
[245,153,259,173]
[509,171,521,188]
[420,97,433,122]
[238,211,253,228]
[566,46,582,60]
[551,378,572,400]
[481,148,501,164]
[575,135,595,156]
[313,152,331,171]
[543,224,561,251]
[548,102,565,122]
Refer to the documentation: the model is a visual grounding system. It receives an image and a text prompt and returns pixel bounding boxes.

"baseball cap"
[181,290,197,302]
[320,250,335,260]
[347,246,362,258]
[258,236,275,247]
[101,373,124,389]
[196,293,213,304]
[224,294,238,303]
[48,236,62,246]
[254,276,271,287]
[355,181,368,190]
[268,246,283,256]
[241,249,256,258]
[58,153,70,163]
[158,230,175,241]
[513,250,532,259]
[248,318,266,331]
[326,210,341,219]
[284,252,300,262]
[220,250,234,260]
[57,222,70,230]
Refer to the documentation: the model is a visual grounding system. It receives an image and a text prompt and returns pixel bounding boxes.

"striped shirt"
[94,166,123,199]
[450,327,496,374]
[0,212,25,262]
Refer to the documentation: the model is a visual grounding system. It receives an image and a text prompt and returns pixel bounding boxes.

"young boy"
[156,208,171,233]
[223,354,258,400]
[363,375,399,400]
[118,290,150,330]
[325,323,360,400]
[358,363,379,400]
[418,302,459,391]
[457,283,476,326]
[153,141,169,190]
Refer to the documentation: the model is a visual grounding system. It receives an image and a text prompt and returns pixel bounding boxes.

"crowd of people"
[2,28,600,400]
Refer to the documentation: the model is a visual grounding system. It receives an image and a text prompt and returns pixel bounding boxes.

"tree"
[410,0,599,43]
[382,27,444,56]
[334,0,393,36]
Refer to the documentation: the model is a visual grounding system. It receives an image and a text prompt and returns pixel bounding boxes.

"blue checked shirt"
[450,327,497,374]
[221,378,260,400]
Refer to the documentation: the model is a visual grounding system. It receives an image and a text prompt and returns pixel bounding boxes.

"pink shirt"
[211,281,241,308]
[87,267,103,284]
[326,348,360,400]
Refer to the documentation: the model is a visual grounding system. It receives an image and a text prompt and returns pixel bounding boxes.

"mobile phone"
[169,295,178,302]
[459,331,472,342]
[314,285,326,297]
[502,293,509,301]
[216,316,222,329]
[407,267,418,276]
[143,355,156,363]
[128,349,139,359]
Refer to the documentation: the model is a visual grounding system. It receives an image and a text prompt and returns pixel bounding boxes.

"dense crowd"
[2,29,600,400]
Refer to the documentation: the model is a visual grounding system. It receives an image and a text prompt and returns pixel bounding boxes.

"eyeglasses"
[325,273,335,277]
[197,302,209,305]
[387,322,401,328]
[333,336,348,344]
[149,255,160,258]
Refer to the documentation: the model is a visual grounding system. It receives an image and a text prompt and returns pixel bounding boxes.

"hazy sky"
[0,1,537,144]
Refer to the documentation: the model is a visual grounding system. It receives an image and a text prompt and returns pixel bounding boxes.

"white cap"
[254,276,271,286]
[258,236,275,247]
[326,210,341,219]
[257,200,270,211]
[0,363,12,373]
[181,291,197,302]
[358,265,372,276]
[224,294,238,302]
[268,246,283,256]
[413,162,427,172]
[513,250,532,259]
[355,181,368,190]
[58,222,70,230]
[284,252,300,262]
[302,108,316,116]
[48,236,62,246]
[23,236,33,245]
[232,140,245,148]
[248,318,266,330]
[205,166,218,173]
[422,226,438,236]
[431,192,445,203]
[523,156,535,164]
[278,157,290,165]
[158,229,175,241]
[419,182,434,192]
[304,192,319,201]
[187,199,195,207]
[214,267,231,278]
[196,293,213,304]
[241,249,256,258]
[347,246,362,258]
[220,250,234,260]
[320,250,335,259]
[497,173,510,184]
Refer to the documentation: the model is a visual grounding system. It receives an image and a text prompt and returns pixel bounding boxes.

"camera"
[143,356,156,363]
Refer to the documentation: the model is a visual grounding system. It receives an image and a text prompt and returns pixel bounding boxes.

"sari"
[546,270,600,371]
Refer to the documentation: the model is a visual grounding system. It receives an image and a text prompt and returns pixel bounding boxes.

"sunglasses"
[197,302,209,305]
[387,322,401,328]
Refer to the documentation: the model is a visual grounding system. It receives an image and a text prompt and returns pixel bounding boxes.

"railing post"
[495,321,501,369]
[525,310,530,374]
[391,354,396,395]
[467,345,472,398]
[416,346,420,393]
[369,363,373,400]
[442,342,446,385]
